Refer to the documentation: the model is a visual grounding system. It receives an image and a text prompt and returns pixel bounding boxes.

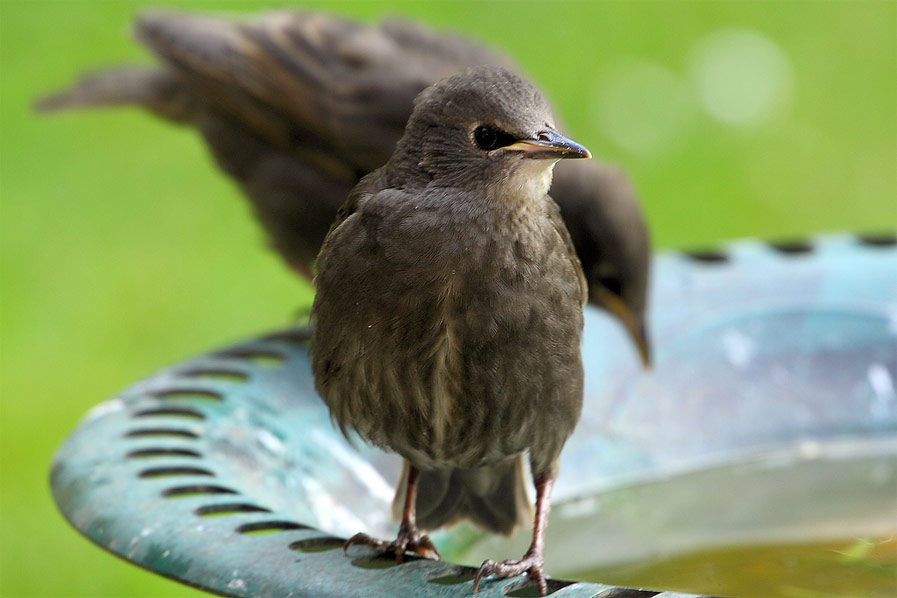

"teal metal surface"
[49,328,679,598]
[51,233,896,597]
[575,231,897,485]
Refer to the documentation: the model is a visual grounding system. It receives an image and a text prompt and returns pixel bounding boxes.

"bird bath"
[51,233,897,597]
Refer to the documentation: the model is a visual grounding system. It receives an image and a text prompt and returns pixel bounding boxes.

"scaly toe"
[411,534,441,560]
[343,532,388,554]
[473,555,547,595]
[343,530,441,563]
[386,531,441,562]
[473,559,497,593]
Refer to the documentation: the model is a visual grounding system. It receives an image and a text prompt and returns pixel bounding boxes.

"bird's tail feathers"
[392,456,533,536]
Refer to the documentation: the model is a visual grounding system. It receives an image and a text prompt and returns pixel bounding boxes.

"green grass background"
[1,1,894,596]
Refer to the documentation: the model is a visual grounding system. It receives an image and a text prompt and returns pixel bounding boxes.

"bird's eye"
[597,274,623,298]
[473,125,515,151]
[474,125,499,149]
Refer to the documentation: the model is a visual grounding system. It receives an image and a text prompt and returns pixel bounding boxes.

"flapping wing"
[133,10,513,173]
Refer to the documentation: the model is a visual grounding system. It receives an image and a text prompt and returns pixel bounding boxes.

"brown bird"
[36,9,652,365]
[310,65,588,595]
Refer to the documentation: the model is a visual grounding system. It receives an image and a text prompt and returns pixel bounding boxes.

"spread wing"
[36,10,514,273]
[132,10,514,174]
[35,11,647,329]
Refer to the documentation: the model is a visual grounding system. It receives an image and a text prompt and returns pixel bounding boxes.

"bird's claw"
[473,552,547,595]
[343,530,441,562]
[343,532,387,554]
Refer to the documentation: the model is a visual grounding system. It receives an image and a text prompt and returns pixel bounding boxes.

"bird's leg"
[473,472,554,596]
[344,464,441,561]
[388,463,441,560]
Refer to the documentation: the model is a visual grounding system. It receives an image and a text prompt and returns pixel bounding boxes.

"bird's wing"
[551,160,650,315]
[547,197,589,306]
[33,66,193,122]
[34,10,519,275]
[133,10,513,172]
[319,169,389,251]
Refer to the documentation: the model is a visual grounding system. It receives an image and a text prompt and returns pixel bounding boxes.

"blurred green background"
[1,1,894,596]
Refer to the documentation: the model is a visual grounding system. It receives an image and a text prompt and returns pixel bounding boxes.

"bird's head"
[552,161,653,367]
[388,66,590,200]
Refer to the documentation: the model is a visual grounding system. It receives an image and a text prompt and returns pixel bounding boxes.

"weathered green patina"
[50,234,896,597]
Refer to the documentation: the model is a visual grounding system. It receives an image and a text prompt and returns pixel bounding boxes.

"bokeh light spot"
[593,60,696,157]
[689,29,793,126]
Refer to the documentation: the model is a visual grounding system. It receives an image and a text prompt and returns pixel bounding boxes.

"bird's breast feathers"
[312,186,582,466]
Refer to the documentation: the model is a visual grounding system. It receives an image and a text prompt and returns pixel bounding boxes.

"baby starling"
[310,66,589,595]
[36,9,651,364]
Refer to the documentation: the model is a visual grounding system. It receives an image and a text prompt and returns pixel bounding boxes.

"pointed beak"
[633,320,652,369]
[593,286,652,369]
[500,128,591,160]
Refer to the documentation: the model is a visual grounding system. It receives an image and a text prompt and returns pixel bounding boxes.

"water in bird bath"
[576,536,896,598]
[441,435,896,597]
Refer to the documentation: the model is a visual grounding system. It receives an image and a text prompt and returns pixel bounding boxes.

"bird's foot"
[343,528,441,562]
[473,549,547,595]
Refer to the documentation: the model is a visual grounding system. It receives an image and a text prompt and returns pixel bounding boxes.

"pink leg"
[344,464,441,561]
[473,472,554,595]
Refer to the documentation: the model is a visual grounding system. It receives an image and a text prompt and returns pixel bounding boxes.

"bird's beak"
[633,320,652,369]
[593,285,652,368]
[500,128,591,160]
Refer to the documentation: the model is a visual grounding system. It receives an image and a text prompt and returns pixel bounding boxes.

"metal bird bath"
[51,233,897,597]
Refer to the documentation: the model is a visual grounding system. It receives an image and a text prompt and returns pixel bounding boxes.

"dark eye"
[597,274,623,298]
[474,125,498,149]
[473,125,515,151]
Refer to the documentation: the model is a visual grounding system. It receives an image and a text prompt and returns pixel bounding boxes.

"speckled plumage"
[312,171,584,474]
